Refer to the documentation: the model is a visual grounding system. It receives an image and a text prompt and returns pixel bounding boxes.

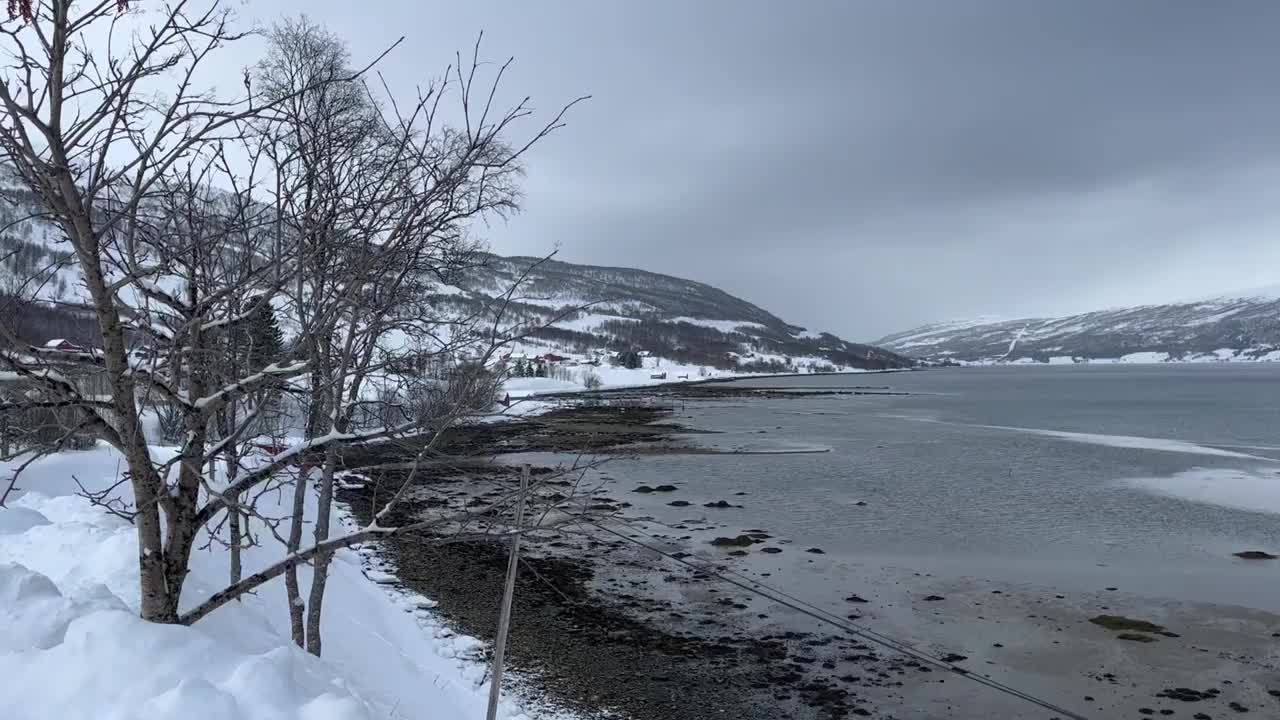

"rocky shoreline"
[338,392,916,719]
[337,386,1280,720]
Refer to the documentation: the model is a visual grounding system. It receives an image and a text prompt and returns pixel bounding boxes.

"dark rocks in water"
[853,500,868,506]
[1139,709,1155,716]
[728,550,749,557]
[1158,687,1216,702]
[1269,689,1280,698]
[654,484,679,492]
[922,595,945,602]
[670,552,691,560]
[1117,633,1158,642]
[760,547,783,554]
[845,594,870,603]
[734,492,749,496]
[1105,586,1118,591]
[1193,714,1212,720]
[1090,615,1167,634]
[710,535,758,547]
[1233,550,1278,560]
[667,500,691,507]
[633,485,656,494]
[703,500,735,509]
[1228,700,1249,712]
[805,547,825,554]
[992,643,1004,648]
[940,653,967,663]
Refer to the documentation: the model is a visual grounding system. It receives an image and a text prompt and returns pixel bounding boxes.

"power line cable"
[582,515,1089,720]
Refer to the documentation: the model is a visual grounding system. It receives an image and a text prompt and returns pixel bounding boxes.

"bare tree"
[0,0,586,643]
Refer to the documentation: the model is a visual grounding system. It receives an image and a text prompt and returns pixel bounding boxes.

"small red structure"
[40,338,84,353]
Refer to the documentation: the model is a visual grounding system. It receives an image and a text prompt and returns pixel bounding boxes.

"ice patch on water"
[975,425,1267,459]
[890,415,1268,459]
[1122,467,1280,515]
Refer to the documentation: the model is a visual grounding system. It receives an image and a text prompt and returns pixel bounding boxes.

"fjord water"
[613,364,1280,610]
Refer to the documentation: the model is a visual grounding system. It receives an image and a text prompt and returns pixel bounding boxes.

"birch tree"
[0,0,586,641]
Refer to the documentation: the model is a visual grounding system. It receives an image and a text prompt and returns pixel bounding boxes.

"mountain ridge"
[430,253,913,371]
[878,288,1280,364]
[0,170,911,371]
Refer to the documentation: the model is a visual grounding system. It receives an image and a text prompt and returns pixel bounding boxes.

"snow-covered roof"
[41,338,80,349]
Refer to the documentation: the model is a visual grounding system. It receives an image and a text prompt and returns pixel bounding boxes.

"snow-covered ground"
[0,444,577,720]
[0,342,881,720]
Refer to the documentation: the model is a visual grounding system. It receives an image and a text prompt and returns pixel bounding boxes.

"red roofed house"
[41,338,84,353]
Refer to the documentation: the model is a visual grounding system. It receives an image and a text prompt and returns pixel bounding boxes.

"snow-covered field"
[0,445,576,720]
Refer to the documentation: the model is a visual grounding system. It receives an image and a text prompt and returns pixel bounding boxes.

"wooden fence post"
[485,463,529,720]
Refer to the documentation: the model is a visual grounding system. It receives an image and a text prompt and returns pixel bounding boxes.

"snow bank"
[1122,467,1280,515]
[0,445,573,720]
[504,377,582,397]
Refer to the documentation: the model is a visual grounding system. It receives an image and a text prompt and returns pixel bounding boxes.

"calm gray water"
[603,364,1280,610]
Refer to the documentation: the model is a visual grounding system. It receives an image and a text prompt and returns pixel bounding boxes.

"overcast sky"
[236,1,1280,339]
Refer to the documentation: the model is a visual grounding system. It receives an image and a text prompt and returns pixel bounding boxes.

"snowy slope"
[423,254,912,371]
[0,444,576,720]
[877,289,1280,364]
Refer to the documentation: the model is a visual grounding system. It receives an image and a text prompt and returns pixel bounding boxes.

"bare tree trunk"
[284,461,309,646]
[228,498,243,585]
[304,443,339,655]
[210,452,243,586]
[226,464,243,587]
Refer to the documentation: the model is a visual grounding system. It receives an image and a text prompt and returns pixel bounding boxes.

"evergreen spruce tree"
[241,298,286,424]
[246,299,285,371]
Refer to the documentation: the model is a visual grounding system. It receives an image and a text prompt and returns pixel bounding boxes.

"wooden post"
[486,464,529,720]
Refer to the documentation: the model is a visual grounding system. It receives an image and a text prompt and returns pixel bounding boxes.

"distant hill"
[876,289,1280,364]
[432,254,914,372]
[0,164,911,372]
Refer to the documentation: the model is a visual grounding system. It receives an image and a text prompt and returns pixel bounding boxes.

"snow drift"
[0,445,568,720]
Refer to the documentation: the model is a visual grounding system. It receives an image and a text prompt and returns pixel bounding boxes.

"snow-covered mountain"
[431,254,913,371]
[877,289,1280,364]
[0,165,910,372]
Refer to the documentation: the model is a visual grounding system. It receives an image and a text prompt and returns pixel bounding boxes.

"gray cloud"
[250,0,1280,338]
